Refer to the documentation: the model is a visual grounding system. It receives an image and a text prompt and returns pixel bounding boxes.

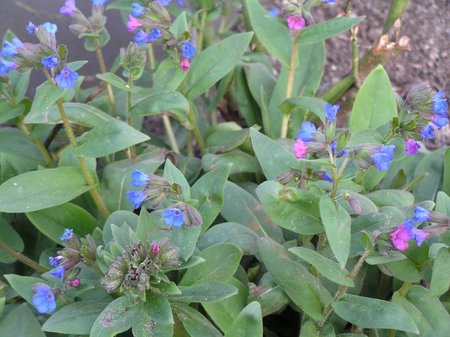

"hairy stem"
[280,39,299,138]
[126,78,136,159]
[56,99,110,219]
[18,116,53,166]
[0,241,47,273]
[197,10,208,53]
[162,114,180,154]
[147,44,156,70]
[95,39,116,111]
[318,250,370,330]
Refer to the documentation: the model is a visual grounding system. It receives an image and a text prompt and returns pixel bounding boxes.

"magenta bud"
[69,278,81,288]
[151,244,161,254]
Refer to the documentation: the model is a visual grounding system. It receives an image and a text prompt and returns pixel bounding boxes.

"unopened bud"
[69,278,81,288]
[151,243,161,254]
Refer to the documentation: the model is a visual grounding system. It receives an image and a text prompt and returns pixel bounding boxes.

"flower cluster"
[421,90,448,140]
[101,239,180,295]
[179,41,197,71]
[370,145,395,171]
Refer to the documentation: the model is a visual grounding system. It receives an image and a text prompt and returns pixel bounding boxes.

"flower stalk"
[94,39,116,111]
[0,241,47,273]
[281,38,299,138]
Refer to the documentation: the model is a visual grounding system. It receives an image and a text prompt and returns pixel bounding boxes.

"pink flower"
[151,243,161,254]
[287,15,305,31]
[405,139,420,156]
[390,225,411,251]
[127,15,143,32]
[180,58,190,71]
[293,139,308,159]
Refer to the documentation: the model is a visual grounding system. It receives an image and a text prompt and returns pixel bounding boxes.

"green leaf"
[258,238,328,321]
[443,148,450,195]
[0,127,45,166]
[428,247,450,297]
[97,72,131,91]
[0,304,46,337]
[152,59,187,92]
[0,216,24,264]
[25,102,115,127]
[192,165,230,231]
[205,123,250,154]
[132,294,173,337]
[173,303,223,337]
[224,302,263,337]
[90,296,139,337]
[244,63,276,112]
[170,11,189,38]
[180,243,243,286]
[257,181,323,234]
[164,159,191,200]
[0,101,24,123]
[332,294,419,333]
[0,167,91,213]
[74,119,150,157]
[4,274,48,303]
[202,151,261,175]
[299,17,363,46]
[185,32,253,98]
[349,65,397,133]
[279,96,327,123]
[221,182,284,242]
[250,128,298,180]
[24,81,64,124]
[413,148,446,202]
[289,247,354,287]
[365,189,414,207]
[243,0,290,65]
[299,321,335,337]
[320,195,351,268]
[9,69,31,101]
[26,202,98,243]
[42,301,109,334]
[172,282,238,303]
[198,222,259,255]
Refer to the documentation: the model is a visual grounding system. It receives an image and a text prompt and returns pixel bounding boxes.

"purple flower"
[181,41,196,59]
[127,15,143,32]
[421,124,435,140]
[60,228,74,241]
[92,0,107,6]
[405,139,420,156]
[50,265,65,279]
[60,0,77,16]
[321,172,333,182]
[287,15,305,31]
[293,139,308,159]
[157,0,172,5]
[131,170,149,187]
[48,256,62,267]
[127,190,147,209]
[163,208,185,228]
[1,38,23,57]
[0,58,16,76]
[26,22,37,34]
[131,3,145,17]
[134,29,161,46]
[42,56,59,69]
[322,0,337,3]
[433,90,448,116]
[371,145,395,171]
[43,22,58,35]
[432,115,449,128]
[296,121,316,142]
[32,284,56,314]
[413,206,430,222]
[148,28,162,42]
[410,228,429,246]
[268,7,279,17]
[177,0,183,6]
[55,67,79,89]
[324,103,339,122]
[390,224,411,251]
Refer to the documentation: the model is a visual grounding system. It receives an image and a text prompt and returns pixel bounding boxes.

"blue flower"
[32,284,56,314]
[330,141,336,153]
[148,28,162,42]
[26,22,37,34]
[268,7,279,16]
[181,41,196,59]
[324,103,339,122]
[177,0,183,6]
[127,190,147,209]
[163,208,185,228]
[433,90,448,116]
[432,115,449,128]
[157,0,172,5]
[131,169,149,187]
[42,56,59,69]
[60,228,73,241]
[131,3,145,17]
[421,124,435,140]
[55,67,79,89]
[322,0,336,3]
[1,38,23,57]
[60,0,77,16]
[43,22,58,35]
[413,206,430,222]
[48,256,62,267]
[296,121,316,142]
[0,58,16,76]
[322,172,333,182]
[92,0,107,6]
[371,145,395,171]
[50,265,65,279]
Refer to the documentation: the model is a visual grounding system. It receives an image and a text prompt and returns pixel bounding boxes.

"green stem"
[162,114,180,154]
[126,78,136,159]
[318,250,370,330]
[18,116,53,167]
[94,39,116,111]
[280,38,299,138]
[197,10,207,53]
[383,0,409,34]
[188,102,205,150]
[351,28,359,83]
[56,99,110,219]
[0,241,47,273]
[147,44,156,71]
[187,132,194,156]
